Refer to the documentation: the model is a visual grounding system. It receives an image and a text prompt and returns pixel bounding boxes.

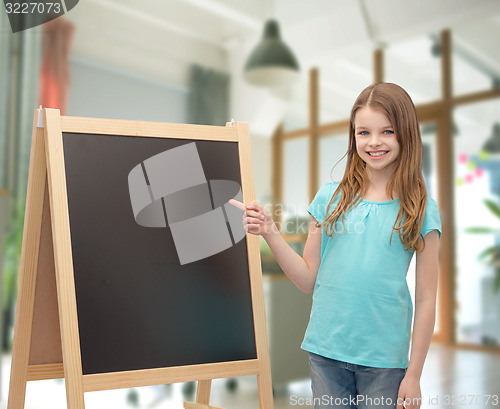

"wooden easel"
[7,108,274,409]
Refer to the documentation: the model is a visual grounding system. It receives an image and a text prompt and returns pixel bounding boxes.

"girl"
[242,82,442,409]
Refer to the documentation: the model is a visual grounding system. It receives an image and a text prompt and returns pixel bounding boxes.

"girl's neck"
[363,185,399,201]
[363,171,398,200]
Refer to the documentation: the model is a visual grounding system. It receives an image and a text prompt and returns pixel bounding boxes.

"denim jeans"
[308,352,407,409]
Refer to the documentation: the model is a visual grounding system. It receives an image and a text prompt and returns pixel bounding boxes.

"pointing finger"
[228,199,246,211]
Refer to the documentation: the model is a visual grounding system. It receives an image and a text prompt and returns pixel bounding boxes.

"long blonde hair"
[318,82,429,254]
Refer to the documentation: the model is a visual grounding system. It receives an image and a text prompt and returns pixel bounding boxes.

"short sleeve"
[307,182,336,224]
[421,198,442,239]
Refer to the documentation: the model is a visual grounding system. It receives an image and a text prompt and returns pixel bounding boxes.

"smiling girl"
[242,82,442,409]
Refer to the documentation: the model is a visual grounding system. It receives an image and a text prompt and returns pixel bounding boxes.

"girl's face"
[354,106,400,175]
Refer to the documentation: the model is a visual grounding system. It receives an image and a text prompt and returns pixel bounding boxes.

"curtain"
[0,9,42,203]
[39,17,75,115]
[0,3,42,386]
[187,64,230,126]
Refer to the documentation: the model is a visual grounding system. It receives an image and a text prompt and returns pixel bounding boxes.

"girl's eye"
[357,130,393,135]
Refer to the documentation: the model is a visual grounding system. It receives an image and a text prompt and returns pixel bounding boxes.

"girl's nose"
[368,134,382,145]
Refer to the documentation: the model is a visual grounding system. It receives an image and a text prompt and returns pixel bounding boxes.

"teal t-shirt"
[301,181,442,368]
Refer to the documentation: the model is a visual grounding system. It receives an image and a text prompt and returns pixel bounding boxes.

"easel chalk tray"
[7,108,274,409]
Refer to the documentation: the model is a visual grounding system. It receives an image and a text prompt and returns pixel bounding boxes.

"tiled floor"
[0,344,499,408]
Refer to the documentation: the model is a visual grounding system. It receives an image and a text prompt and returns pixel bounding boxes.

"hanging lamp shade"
[244,19,300,88]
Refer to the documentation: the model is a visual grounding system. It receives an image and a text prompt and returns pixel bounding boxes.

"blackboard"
[62,132,257,375]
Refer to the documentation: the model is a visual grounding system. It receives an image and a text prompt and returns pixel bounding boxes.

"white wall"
[66,57,188,123]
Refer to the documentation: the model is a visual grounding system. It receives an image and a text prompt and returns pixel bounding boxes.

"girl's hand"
[229,199,276,238]
[396,375,421,409]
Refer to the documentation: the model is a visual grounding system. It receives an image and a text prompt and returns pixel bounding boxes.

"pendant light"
[243,18,300,88]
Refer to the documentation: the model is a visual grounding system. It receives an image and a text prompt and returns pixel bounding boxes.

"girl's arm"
[397,229,440,409]
[406,229,440,379]
[243,201,322,293]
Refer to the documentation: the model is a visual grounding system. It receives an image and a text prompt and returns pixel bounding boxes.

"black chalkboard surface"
[62,132,256,375]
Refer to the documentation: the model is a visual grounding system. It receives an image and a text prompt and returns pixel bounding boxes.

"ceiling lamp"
[243,19,300,88]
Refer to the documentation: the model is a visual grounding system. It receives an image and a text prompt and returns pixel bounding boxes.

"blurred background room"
[2,0,500,408]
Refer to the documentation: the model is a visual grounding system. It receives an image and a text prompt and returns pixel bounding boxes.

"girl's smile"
[366,150,389,159]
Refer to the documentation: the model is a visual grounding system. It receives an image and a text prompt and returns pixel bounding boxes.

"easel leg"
[7,113,47,409]
[43,109,86,409]
[196,380,212,405]
[182,380,214,409]
[257,365,274,409]
[7,250,38,409]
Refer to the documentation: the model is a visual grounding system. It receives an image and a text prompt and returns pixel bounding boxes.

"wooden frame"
[8,108,274,409]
